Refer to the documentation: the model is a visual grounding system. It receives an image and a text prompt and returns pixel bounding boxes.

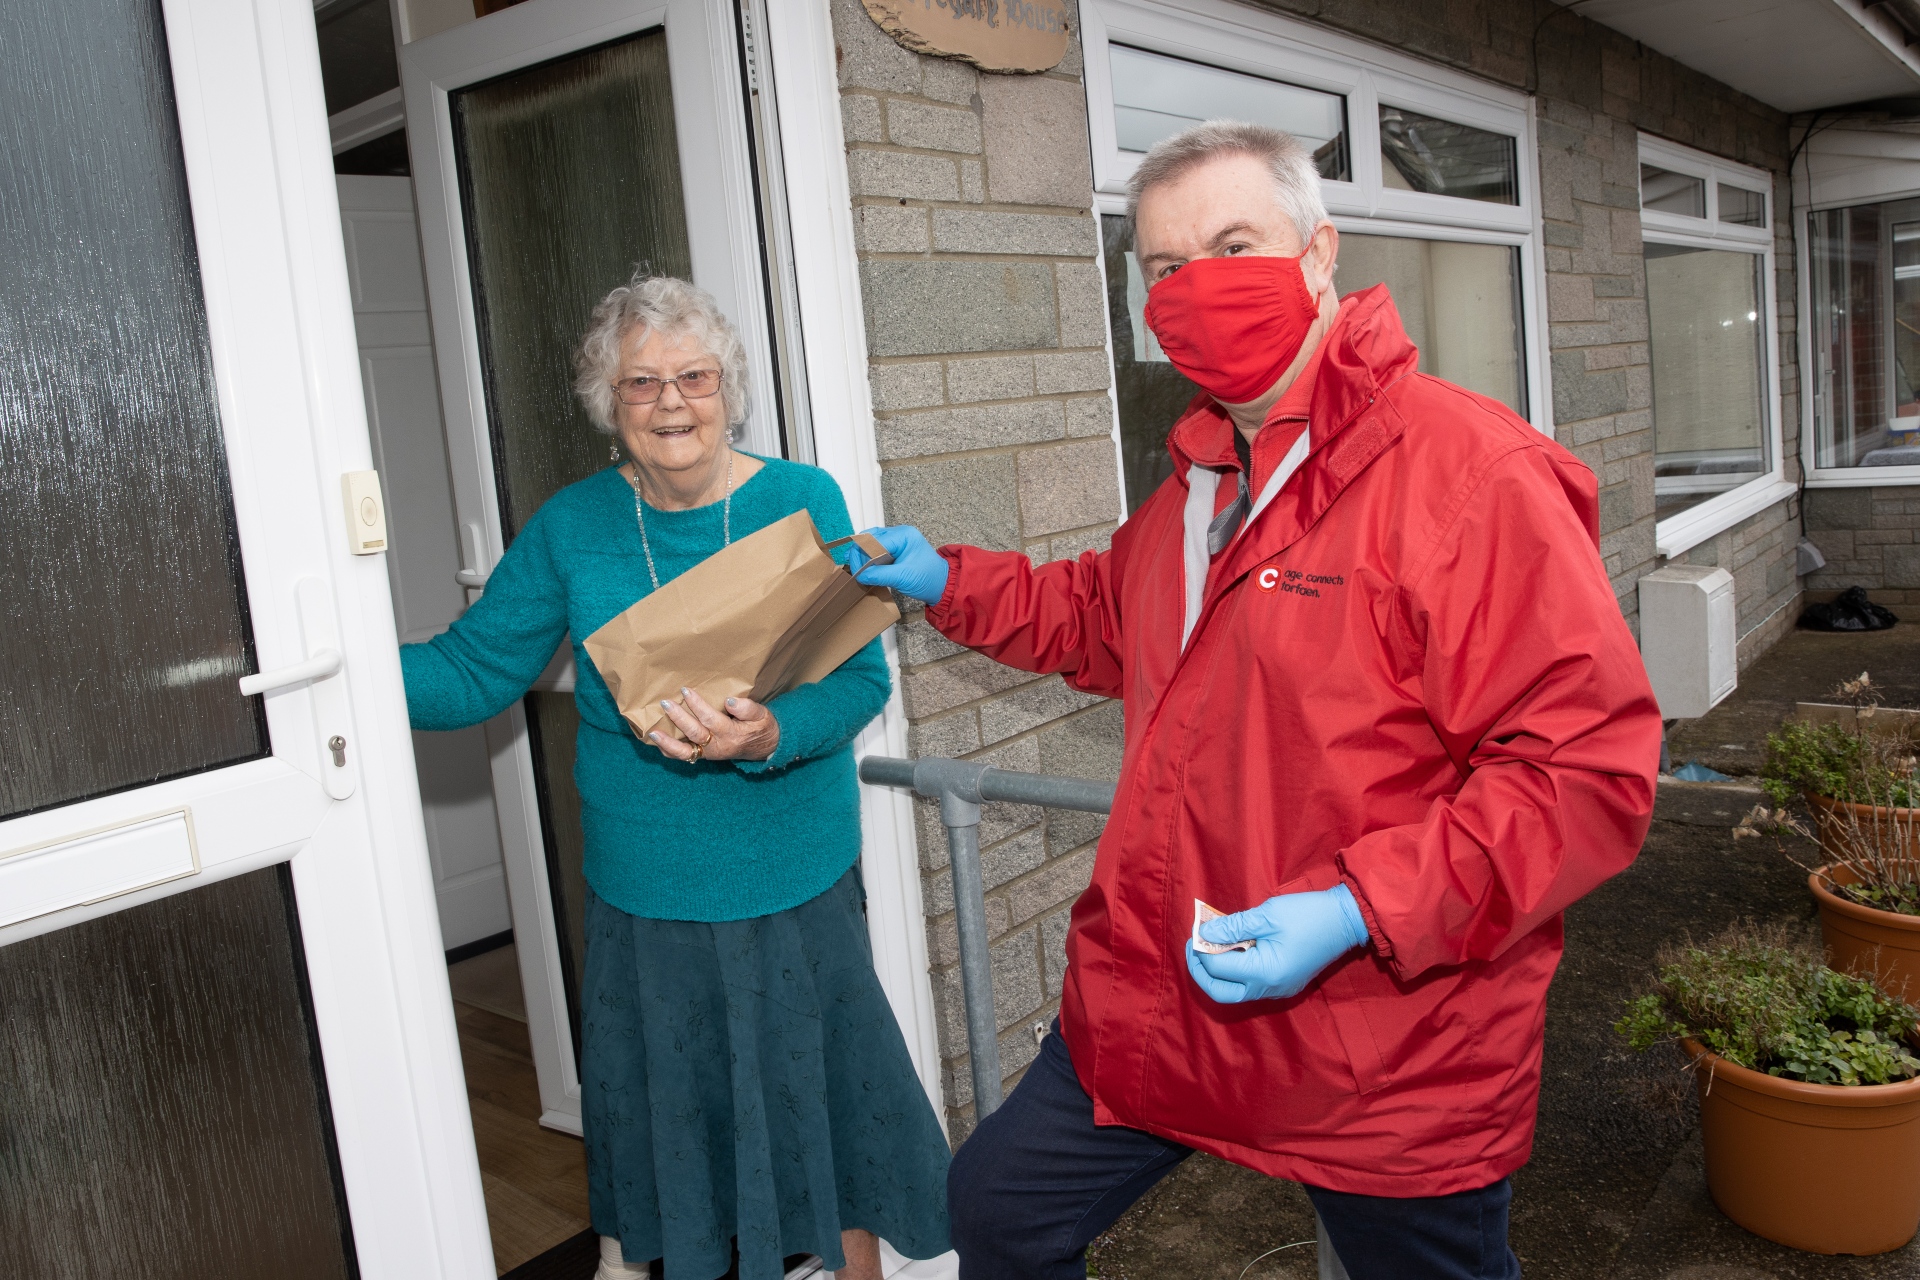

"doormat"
[499,1231,820,1280]
[501,1229,597,1280]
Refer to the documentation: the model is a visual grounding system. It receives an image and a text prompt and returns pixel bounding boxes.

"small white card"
[1192,898,1255,955]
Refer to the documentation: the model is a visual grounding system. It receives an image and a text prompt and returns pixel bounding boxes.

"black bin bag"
[1798,585,1899,632]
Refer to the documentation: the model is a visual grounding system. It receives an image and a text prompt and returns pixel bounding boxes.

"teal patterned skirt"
[582,866,952,1280]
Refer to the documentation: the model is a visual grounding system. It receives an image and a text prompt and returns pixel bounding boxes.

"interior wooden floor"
[448,944,594,1276]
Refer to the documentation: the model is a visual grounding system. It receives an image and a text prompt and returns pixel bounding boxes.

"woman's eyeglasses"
[612,368,722,405]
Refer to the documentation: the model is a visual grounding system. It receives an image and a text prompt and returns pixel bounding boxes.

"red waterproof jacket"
[925,288,1660,1196]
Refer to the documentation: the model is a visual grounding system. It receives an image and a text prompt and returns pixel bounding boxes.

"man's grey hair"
[573,272,749,433]
[1126,120,1329,244]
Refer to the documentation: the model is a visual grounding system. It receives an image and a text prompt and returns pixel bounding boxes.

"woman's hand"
[650,687,780,763]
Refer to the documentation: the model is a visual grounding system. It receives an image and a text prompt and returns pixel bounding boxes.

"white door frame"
[0,0,493,1273]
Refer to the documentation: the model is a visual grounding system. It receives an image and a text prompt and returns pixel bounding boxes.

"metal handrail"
[859,755,1115,1117]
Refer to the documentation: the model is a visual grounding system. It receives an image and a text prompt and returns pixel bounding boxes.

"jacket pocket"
[1318,986,1392,1095]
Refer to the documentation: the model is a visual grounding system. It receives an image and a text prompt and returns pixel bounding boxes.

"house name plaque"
[860,0,1070,74]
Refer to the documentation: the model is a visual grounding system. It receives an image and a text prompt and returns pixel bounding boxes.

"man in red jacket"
[854,121,1660,1279]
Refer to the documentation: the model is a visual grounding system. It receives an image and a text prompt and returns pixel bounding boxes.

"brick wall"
[1804,487,1920,609]
[1663,501,1805,667]
[830,0,1121,1137]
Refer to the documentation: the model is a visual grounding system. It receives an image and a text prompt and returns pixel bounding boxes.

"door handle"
[236,578,357,801]
[456,521,491,590]
[238,649,342,696]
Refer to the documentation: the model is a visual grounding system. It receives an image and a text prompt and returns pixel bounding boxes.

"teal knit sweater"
[400,457,891,922]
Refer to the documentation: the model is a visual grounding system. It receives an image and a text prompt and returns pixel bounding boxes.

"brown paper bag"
[582,510,899,744]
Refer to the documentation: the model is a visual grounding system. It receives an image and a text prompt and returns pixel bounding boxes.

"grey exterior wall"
[830,0,1121,1138]
[1804,487,1920,609]
[828,0,1813,1134]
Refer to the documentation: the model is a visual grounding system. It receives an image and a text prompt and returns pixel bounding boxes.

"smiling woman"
[398,273,953,1280]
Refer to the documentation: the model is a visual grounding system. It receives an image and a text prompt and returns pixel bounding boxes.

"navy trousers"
[947,1029,1522,1280]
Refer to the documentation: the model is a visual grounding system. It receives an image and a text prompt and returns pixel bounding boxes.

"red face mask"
[1143,254,1321,404]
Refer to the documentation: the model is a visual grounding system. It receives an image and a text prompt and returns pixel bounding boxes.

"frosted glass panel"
[1332,235,1526,416]
[0,0,264,820]
[452,27,692,538]
[0,868,354,1279]
[1109,44,1349,181]
[1645,243,1769,517]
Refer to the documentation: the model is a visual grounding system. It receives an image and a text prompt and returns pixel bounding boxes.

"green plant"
[1760,672,1920,808]
[1753,672,1920,916]
[1760,720,1875,807]
[1616,922,1920,1086]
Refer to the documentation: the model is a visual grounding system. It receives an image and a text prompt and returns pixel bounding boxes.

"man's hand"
[1186,884,1369,1003]
[849,525,950,604]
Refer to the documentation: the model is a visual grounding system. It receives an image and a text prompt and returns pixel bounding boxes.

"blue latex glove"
[1186,884,1370,1004]
[848,525,950,604]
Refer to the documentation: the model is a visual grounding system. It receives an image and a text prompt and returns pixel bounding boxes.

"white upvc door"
[0,0,492,1274]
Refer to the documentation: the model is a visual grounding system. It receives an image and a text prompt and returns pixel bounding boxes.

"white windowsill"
[1654,478,1799,559]
[1804,464,1920,488]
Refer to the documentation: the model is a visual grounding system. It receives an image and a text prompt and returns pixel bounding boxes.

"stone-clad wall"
[1241,0,1803,659]
[829,0,1121,1137]
[1804,487,1920,609]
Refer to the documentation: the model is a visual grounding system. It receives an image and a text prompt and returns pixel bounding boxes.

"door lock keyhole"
[328,735,347,768]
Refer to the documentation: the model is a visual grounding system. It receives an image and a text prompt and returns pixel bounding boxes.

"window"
[1808,196,1920,471]
[1378,107,1518,205]
[1645,245,1768,516]
[1083,0,1544,511]
[1109,44,1349,180]
[1337,235,1525,408]
[1640,164,1705,218]
[1635,134,1788,554]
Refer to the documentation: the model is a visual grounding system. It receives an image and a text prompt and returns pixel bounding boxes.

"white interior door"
[2,0,489,1275]
[400,0,780,1134]
[337,174,512,952]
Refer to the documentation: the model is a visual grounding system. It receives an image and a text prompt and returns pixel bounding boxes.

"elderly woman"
[401,274,951,1280]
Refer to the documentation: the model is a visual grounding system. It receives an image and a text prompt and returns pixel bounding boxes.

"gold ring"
[687,742,703,763]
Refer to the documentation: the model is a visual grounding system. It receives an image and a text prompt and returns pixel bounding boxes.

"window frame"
[1798,181,1920,489]
[1635,133,1792,557]
[1080,0,1553,515]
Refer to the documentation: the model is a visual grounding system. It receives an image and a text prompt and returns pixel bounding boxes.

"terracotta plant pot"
[1683,1037,1920,1254]
[1805,795,1920,996]
[1809,792,1920,859]
[1811,869,1920,1000]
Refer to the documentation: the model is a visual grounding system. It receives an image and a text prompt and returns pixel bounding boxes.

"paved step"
[1654,776,1765,828]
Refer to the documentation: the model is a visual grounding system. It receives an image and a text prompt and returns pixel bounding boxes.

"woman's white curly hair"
[573,272,750,433]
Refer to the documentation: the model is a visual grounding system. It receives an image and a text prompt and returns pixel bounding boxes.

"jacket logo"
[1255,566,1345,598]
